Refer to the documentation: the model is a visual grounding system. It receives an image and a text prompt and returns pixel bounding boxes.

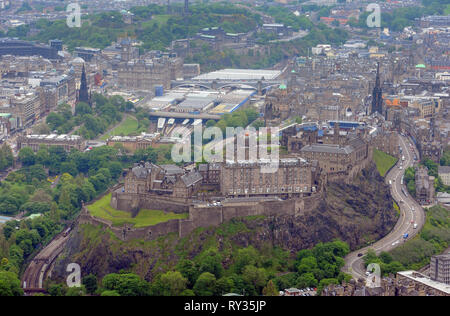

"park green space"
[87,193,188,228]
[373,149,398,177]
[141,15,171,28]
[100,116,141,141]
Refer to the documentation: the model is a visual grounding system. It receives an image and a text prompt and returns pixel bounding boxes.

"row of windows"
[231,178,307,185]
[232,170,309,179]
[228,186,309,194]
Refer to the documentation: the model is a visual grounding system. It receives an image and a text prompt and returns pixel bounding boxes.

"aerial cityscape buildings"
[0,0,448,299]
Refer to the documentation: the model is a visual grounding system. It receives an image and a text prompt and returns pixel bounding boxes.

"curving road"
[343,134,426,280]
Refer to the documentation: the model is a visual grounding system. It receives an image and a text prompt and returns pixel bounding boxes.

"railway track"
[21,229,71,295]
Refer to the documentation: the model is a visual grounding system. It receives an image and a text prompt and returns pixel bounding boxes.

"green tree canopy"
[0,271,23,296]
[102,273,150,296]
[193,272,216,296]
[18,147,35,166]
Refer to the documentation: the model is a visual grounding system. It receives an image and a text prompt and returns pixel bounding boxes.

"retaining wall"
[79,192,323,242]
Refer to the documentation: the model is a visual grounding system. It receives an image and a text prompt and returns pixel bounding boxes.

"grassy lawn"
[141,15,171,28]
[100,116,141,141]
[393,201,400,217]
[87,194,188,228]
[373,149,398,177]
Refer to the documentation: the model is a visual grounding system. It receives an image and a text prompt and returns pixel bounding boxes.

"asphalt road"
[343,134,426,280]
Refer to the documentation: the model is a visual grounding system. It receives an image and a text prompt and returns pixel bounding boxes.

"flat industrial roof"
[177,97,216,109]
[193,69,281,81]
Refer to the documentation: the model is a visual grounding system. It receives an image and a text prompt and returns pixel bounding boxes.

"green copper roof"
[416,64,426,69]
[279,84,287,90]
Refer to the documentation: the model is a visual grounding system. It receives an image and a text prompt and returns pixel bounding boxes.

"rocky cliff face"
[230,163,396,252]
[51,163,397,282]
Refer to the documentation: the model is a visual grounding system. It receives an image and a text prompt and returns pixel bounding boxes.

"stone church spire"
[78,64,90,104]
[371,62,383,116]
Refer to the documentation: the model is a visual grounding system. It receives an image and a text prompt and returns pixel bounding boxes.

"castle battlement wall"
[111,191,190,213]
[79,191,323,242]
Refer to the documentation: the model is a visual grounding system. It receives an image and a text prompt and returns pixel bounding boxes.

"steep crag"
[51,163,397,282]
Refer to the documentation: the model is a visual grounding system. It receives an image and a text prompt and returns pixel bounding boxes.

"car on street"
[357,253,363,257]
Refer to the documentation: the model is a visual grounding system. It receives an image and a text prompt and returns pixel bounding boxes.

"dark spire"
[371,62,383,116]
[375,62,380,87]
[78,64,90,104]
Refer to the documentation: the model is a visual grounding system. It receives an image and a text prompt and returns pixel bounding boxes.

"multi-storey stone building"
[438,166,450,186]
[264,85,300,125]
[17,134,86,152]
[396,271,450,296]
[118,157,320,210]
[39,74,77,111]
[117,55,183,91]
[430,254,450,285]
[281,121,376,179]
[198,163,221,185]
[0,113,10,139]
[415,166,435,205]
[0,55,53,74]
[299,140,369,175]
[106,133,160,153]
[385,95,442,119]
[220,158,318,198]
[323,272,450,296]
[369,129,400,158]
[123,162,203,199]
[0,92,41,128]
